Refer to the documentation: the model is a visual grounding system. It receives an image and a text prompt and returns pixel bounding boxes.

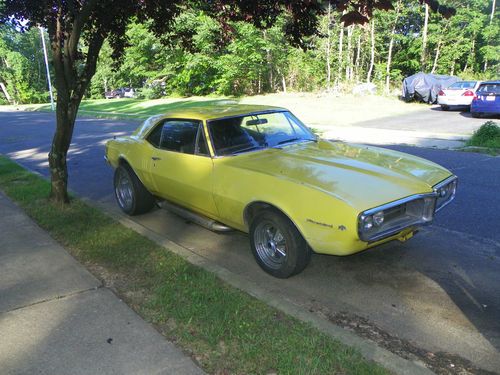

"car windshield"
[208,111,316,156]
[448,81,476,89]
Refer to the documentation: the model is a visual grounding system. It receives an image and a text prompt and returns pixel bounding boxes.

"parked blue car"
[471,81,500,118]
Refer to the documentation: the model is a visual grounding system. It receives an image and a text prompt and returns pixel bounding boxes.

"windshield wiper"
[232,145,265,154]
[277,137,316,146]
[277,137,301,145]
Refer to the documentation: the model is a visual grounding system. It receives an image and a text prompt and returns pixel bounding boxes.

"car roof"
[479,80,500,85]
[157,103,287,121]
[133,103,289,138]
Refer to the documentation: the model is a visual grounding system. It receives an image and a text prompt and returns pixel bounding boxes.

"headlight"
[358,176,457,243]
[373,211,384,226]
[360,211,384,231]
[358,195,436,242]
[361,215,373,230]
[434,177,457,212]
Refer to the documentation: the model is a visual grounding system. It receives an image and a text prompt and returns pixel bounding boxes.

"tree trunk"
[464,38,475,73]
[325,2,332,91]
[421,3,429,70]
[354,31,361,82]
[345,25,353,81]
[430,21,449,74]
[0,82,13,104]
[483,0,496,72]
[47,6,104,203]
[281,74,287,93]
[385,0,401,93]
[366,20,375,83]
[430,40,442,74]
[263,30,274,92]
[49,95,79,203]
[336,11,345,87]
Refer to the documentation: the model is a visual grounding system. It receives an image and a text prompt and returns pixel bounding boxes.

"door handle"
[151,156,161,161]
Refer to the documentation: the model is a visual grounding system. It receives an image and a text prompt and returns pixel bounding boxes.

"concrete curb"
[88,199,435,375]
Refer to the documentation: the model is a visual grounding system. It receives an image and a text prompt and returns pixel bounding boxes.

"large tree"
[0,0,453,203]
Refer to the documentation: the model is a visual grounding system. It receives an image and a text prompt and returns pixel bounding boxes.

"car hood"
[222,140,452,210]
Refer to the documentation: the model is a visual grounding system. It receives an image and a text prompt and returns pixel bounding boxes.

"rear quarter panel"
[106,137,156,193]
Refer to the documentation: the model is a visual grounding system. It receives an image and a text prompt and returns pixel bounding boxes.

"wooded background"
[1,0,498,104]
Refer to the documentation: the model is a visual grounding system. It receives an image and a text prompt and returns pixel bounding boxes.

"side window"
[196,128,210,156]
[147,119,209,156]
[146,123,163,148]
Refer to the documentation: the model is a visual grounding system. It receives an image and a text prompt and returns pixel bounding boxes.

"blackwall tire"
[114,165,154,215]
[249,209,311,278]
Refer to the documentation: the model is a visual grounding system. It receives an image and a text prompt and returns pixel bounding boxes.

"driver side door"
[146,119,218,218]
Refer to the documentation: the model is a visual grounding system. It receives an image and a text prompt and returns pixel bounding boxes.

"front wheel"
[441,105,449,111]
[114,165,154,215]
[250,210,312,278]
[471,112,481,118]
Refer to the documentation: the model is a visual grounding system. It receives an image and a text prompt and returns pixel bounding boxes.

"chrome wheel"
[115,168,134,211]
[253,221,287,270]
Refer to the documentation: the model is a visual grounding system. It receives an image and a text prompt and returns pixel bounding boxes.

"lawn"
[3,92,425,130]
[0,155,388,375]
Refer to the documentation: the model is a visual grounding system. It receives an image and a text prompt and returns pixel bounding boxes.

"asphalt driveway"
[0,110,499,373]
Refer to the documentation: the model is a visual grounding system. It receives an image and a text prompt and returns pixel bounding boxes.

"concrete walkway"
[0,192,204,375]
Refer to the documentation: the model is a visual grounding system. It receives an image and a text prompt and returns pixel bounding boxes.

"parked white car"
[437,81,481,111]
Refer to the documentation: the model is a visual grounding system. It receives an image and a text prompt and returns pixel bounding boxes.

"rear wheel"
[471,112,481,118]
[114,165,155,215]
[441,105,449,111]
[250,209,311,278]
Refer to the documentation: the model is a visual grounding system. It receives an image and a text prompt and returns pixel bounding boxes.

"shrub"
[467,121,500,148]
[136,83,164,99]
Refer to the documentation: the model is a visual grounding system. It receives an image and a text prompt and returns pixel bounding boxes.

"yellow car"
[105,104,457,278]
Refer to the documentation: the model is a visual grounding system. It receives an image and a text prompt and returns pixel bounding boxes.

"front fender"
[212,160,362,255]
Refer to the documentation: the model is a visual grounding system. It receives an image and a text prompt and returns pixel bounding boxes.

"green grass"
[0,156,388,375]
[466,121,500,153]
[33,97,239,121]
[17,92,425,128]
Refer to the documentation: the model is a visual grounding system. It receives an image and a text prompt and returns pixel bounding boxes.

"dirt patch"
[308,302,496,375]
[240,92,425,128]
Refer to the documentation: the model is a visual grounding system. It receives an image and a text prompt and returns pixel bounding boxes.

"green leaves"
[1,0,498,101]
[0,25,50,104]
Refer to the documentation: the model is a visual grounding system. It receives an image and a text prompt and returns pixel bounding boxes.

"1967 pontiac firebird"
[105,104,457,278]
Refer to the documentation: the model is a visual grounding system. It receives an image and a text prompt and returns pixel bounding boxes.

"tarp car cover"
[402,72,459,104]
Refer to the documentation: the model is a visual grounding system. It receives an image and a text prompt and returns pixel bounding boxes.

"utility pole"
[39,27,55,111]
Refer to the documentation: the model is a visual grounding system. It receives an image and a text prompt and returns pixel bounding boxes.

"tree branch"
[68,0,98,59]
[72,31,105,105]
